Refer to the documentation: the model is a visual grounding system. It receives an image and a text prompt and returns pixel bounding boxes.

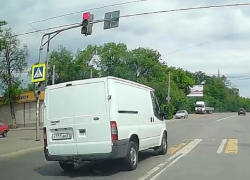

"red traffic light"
[83,12,90,20]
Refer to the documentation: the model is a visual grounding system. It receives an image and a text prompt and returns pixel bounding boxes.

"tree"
[0,28,29,128]
[48,45,98,85]
[41,42,250,118]
[95,42,128,77]
[0,21,7,51]
[23,83,35,92]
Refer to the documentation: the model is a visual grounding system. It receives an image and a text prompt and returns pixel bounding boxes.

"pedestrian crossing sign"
[31,63,46,83]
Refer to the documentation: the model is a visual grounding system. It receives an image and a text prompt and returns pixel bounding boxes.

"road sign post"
[31,63,46,141]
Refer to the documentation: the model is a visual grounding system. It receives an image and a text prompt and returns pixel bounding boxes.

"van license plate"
[52,133,71,140]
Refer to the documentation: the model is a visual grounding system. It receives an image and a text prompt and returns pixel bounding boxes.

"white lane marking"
[177,139,202,154]
[213,115,237,123]
[138,163,166,180]
[216,139,227,154]
[137,139,202,180]
[149,139,202,180]
[0,146,43,158]
[150,154,185,180]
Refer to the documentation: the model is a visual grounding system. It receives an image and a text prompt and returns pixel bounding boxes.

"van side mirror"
[160,112,166,120]
[160,107,168,120]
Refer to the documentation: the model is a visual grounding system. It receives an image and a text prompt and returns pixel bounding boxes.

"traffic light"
[81,12,94,36]
[35,82,41,97]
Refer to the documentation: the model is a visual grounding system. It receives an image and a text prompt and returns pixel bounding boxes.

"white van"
[43,76,168,171]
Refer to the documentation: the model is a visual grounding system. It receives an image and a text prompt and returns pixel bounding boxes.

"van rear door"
[73,81,112,155]
[45,85,77,156]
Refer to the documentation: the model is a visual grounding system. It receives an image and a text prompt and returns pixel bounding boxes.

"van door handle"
[93,117,99,121]
[150,117,153,122]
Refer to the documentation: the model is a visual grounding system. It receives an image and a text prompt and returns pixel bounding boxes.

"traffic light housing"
[35,82,41,97]
[81,12,94,36]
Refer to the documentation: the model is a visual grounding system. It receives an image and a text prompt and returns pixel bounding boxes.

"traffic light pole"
[35,24,82,141]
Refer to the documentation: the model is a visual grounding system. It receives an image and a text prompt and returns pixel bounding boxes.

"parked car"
[238,108,246,116]
[43,76,168,171]
[0,121,9,138]
[175,110,188,119]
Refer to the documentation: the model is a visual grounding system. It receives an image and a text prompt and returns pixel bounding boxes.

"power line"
[120,3,250,18]
[164,41,212,56]
[14,2,250,38]
[29,23,45,35]
[30,0,151,24]
[13,22,80,37]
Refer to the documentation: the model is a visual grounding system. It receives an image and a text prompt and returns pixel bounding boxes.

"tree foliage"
[0,28,28,127]
[46,42,250,119]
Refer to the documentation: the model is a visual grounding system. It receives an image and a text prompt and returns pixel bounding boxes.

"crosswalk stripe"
[225,139,238,154]
[217,139,227,154]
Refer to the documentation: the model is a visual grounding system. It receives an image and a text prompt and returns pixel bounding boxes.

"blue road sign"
[31,63,46,83]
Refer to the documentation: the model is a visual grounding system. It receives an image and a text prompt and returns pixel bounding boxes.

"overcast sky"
[1,0,250,97]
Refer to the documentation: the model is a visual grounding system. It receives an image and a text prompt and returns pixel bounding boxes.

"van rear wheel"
[59,161,74,171]
[124,141,138,171]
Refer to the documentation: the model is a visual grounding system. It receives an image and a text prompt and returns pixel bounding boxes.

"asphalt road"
[0,113,248,180]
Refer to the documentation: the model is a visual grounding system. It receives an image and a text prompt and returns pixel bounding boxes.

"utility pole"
[45,34,50,86]
[90,68,93,78]
[35,94,40,141]
[34,82,42,141]
[52,65,55,85]
[167,71,171,103]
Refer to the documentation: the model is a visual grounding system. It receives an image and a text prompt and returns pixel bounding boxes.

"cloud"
[1,0,250,97]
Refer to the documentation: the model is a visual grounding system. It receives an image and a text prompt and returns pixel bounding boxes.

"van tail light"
[110,121,118,141]
[43,127,47,147]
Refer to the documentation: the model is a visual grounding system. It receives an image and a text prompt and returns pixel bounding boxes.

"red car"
[0,121,9,138]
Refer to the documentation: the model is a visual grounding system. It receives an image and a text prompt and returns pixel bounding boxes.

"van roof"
[46,76,154,91]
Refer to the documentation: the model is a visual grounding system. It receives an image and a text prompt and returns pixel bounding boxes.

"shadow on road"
[34,150,157,178]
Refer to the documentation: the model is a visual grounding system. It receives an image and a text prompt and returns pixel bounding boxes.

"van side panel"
[45,86,77,156]
[109,79,153,150]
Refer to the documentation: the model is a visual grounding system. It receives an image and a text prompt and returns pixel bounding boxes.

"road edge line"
[213,115,237,123]
[0,146,43,159]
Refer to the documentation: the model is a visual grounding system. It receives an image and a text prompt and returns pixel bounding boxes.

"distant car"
[0,121,9,138]
[175,110,188,119]
[238,108,246,116]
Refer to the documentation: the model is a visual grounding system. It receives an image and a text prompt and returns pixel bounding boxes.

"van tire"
[59,161,74,171]
[124,141,138,171]
[158,133,168,155]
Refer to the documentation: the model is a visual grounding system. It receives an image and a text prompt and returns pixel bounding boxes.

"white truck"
[43,76,168,171]
[195,101,214,114]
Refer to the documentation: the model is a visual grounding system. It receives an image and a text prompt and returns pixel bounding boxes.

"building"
[0,91,44,127]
